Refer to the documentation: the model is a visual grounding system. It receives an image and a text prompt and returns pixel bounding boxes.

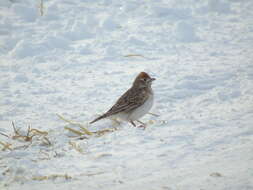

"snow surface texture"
[1,0,253,189]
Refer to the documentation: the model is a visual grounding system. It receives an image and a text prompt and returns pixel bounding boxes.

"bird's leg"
[136,120,146,130]
[130,121,136,127]
[136,120,145,125]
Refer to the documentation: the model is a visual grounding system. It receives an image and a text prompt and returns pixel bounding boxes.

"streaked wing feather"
[104,88,147,117]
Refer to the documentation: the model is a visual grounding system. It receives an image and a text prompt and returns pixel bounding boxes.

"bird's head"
[133,72,156,88]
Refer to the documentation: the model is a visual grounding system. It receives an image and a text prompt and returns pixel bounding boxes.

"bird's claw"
[137,125,146,130]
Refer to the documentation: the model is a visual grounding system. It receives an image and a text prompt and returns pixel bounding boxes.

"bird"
[90,72,155,128]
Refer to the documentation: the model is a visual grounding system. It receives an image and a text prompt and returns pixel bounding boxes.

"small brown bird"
[90,72,155,127]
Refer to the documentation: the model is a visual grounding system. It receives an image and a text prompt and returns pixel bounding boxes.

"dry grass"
[32,174,72,181]
[57,114,118,138]
[0,122,51,152]
[0,115,160,186]
[57,113,160,138]
[39,0,44,16]
[124,54,145,58]
[148,112,160,117]
[57,114,93,135]
[0,141,12,151]
[68,141,85,154]
[31,171,106,181]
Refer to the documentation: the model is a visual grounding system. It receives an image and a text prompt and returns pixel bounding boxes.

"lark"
[90,72,155,128]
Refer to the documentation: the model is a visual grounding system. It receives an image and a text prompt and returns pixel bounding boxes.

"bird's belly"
[128,94,154,121]
[113,112,129,121]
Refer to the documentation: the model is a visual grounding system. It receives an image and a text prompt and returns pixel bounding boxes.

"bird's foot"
[130,120,146,129]
[136,120,146,129]
[137,125,146,130]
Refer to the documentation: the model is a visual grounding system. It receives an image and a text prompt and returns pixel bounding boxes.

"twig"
[64,126,86,136]
[27,125,30,136]
[13,143,32,150]
[148,112,159,117]
[0,141,12,151]
[93,128,118,137]
[0,132,9,138]
[80,171,105,177]
[124,54,145,58]
[69,141,84,154]
[58,114,120,138]
[12,121,20,135]
[42,136,52,146]
[30,129,48,135]
[11,122,47,142]
[32,174,72,181]
[40,0,44,16]
[57,114,93,135]
[78,126,93,135]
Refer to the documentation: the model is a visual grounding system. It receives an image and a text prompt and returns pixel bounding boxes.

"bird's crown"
[133,72,155,88]
[137,72,151,79]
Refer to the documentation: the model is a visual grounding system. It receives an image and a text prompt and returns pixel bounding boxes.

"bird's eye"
[143,78,147,82]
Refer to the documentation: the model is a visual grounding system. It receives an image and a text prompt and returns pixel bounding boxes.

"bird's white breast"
[128,93,154,121]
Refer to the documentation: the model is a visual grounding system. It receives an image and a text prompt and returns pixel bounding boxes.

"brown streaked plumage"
[90,72,155,127]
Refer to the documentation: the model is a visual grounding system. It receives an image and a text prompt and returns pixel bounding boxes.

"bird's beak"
[151,78,156,81]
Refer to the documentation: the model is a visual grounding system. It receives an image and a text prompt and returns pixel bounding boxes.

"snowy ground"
[1,0,253,189]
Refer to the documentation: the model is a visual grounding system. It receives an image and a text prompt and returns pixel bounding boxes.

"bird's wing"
[104,87,148,117]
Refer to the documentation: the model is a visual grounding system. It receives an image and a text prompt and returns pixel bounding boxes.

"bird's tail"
[90,114,107,124]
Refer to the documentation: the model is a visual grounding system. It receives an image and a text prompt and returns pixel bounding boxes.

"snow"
[0,0,253,189]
